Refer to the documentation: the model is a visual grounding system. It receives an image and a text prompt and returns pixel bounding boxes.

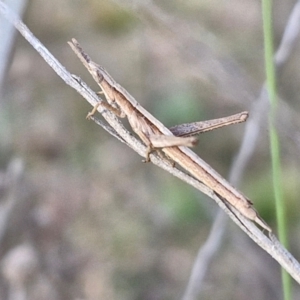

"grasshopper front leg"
[86,101,126,120]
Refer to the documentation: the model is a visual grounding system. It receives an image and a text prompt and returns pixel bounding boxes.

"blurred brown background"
[1,0,300,299]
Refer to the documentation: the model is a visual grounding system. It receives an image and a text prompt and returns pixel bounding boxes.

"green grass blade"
[262,0,291,299]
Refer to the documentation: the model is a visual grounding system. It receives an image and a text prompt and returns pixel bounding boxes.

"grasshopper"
[69,39,271,232]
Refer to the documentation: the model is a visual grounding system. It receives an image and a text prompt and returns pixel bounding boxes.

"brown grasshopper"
[69,38,271,232]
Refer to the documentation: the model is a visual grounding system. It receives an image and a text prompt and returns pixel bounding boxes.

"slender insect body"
[69,38,271,232]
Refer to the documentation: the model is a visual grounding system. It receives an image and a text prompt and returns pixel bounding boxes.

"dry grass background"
[1,0,300,299]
